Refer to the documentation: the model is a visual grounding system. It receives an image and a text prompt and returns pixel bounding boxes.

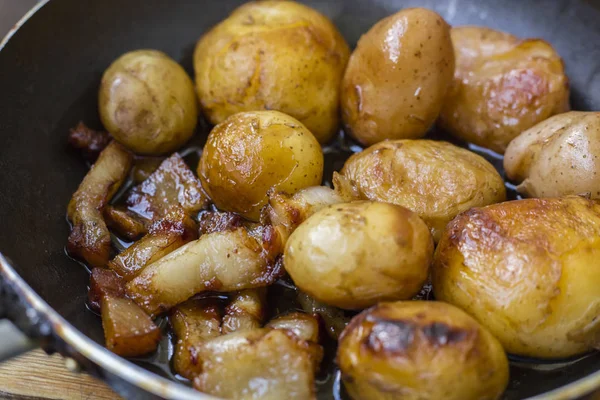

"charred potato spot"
[198,111,323,221]
[341,8,454,145]
[337,140,506,242]
[338,301,509,400]
[99,50,198,155]
[439,26,569,154]
[194,0,350,143]
[433,196,600,358]
[284,201,433,309]
[504,111,600,199]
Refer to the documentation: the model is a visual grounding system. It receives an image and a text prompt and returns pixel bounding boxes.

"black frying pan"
[1,0,600,399]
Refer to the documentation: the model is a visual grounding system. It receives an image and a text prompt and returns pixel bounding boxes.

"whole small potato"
[335,140,506,242]
[504,111,600,199]
[284,201,433,309]
[194,0,350,143]
[198,111,323,221]
[340,8,454,145]
[439,26,570,154]
[338,301,509,400]
[99,50,198,155]
[433,196,600,358]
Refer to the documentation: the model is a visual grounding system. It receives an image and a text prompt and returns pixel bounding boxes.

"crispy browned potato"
[433,196,600,358]
[261,186,347,245]
[341,8,454,145]
[285,201,433,309]
[338,301,509,400]
[222,288,267,334]
[108,208,198,280]
[126,226,283,316]
[101,293,161,357]
[99,50,198,155]
[198,111,323,221]
[67,141,133,268]
[439,26,570,154]
[198,209,244,236]
[126,153,208,223]
[194,0,350,143]
[297,291,349,340]
[504,111,600,199]
[88,268,126,313]
[267,312,320,343]
[67,122,111,161]
[336,140,506,242]
[104,205,146,241]
[193,328,323,400]
[170,298,222,380]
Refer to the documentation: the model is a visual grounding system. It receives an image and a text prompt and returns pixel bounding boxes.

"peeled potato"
[504,111,600,199]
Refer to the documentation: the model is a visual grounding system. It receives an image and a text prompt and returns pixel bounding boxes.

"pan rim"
[0,1,599,399]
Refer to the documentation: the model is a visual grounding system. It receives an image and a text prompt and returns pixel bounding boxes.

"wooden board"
[0,350,121,400]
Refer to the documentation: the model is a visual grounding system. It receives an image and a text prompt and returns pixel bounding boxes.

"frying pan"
[1,0,600,399]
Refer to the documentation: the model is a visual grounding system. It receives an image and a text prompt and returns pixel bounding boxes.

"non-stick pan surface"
[1,0,600,399]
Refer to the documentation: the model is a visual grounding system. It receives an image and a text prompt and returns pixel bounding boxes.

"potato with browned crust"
[335,140,506,242]
[194,0,349,143]
[439,26,570,154]
[199,111,323,221]
[504,111,600,199]
[284,201,433,309]
[341,8,454,145]
[433,196,600,359]
[338,301,509,400]
[99,50,198,155]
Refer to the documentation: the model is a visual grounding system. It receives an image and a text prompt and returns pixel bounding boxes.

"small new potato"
[99,50,198,155]
[439,26,570,154]
[504,111,600,199]
[198,111,323,220]
[338,301,509,400]
[284,201,433,309]
[433,196,600,358]
[194,0,350,143]
[341,8,454,145]
[336,140,506,242]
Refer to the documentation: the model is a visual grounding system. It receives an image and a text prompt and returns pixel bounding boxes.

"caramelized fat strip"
[108,209,198,280]
[67,141,132,268]
[126,227,283,316]
[222,288,267,334]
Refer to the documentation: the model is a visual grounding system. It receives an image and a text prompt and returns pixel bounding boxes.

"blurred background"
[0,0,38,39]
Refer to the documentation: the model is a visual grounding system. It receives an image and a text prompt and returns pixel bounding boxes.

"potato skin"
[284,201,433,309]
[340,8,454,145]
[199,111,323,220]
[337,140,506,242]
[504,111,600,199]
[337,301,509,400]
[194,0,350,143]
[433,196,600,358]
[439,26,570,154]
[99,50,198,155]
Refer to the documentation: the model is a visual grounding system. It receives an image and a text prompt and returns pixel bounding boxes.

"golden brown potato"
[67,141,133,268]
[433,196,600,358]
[99,50,198,155]
[108,208,198,280]
[338,301,509,400]
[340,8,454,145]
[101,293,161,357]
[193,328,323,400]
[126,226,283,316]
[199,111,323,220]
[439,26,570,154]
[170,298,222,380]
[336,140,506,242]
[222,288,267,334]
[194,1,349,143]
[284,201,433,309]
[504,111,600,199]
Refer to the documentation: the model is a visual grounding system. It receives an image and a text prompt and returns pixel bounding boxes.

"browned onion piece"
[222,288,267,334]
[67,122,111,161]
[104,205,146,241]
[297,291,349,340]
[88,267,126,313]
[267,312,321,343]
